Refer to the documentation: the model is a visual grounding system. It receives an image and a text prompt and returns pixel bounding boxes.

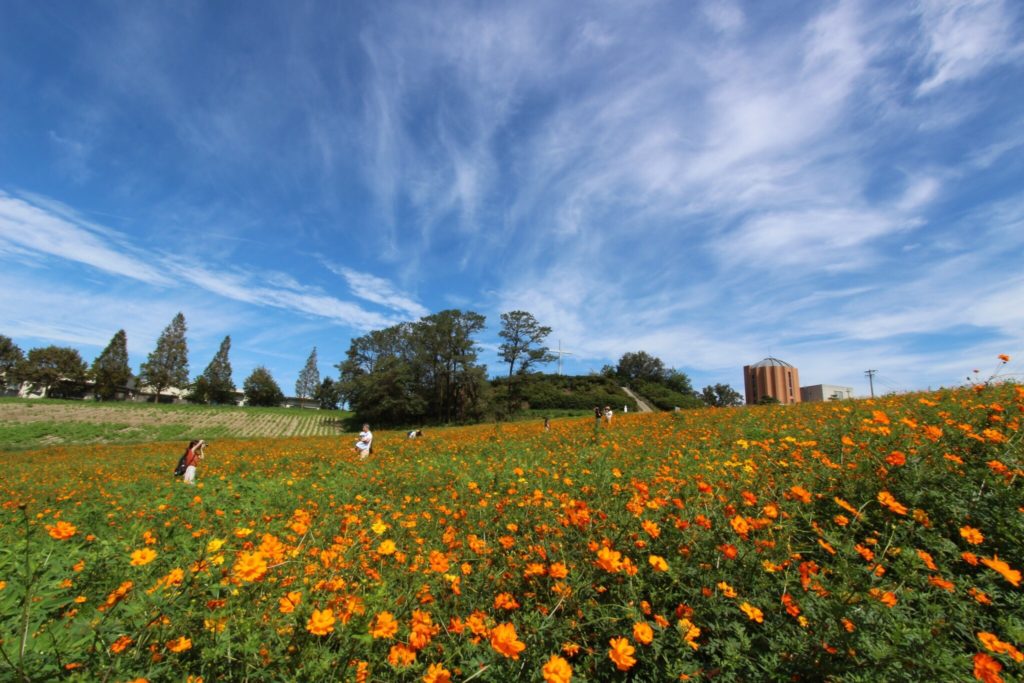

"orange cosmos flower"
[717,581,737,598]
[928,575,955,592]
[388,643,416,667]
[109,635,133,654]
[740,602,764,623]
[649,555,669,572]
[542,654,573,683]
[166,636,192,653]
[232,551,267,582]
[961,526,984,545]
[428,550,450,573]
[788,486,812,504]
[595,546,623,573]
[641,519,661,538]
[494,592,521,610]
[279,591,302,614]
[679,618,701,650]
[973,652,1004,683]
[422,663,451,683]
[47,521,77,540]
[377,540,397,556]
[997,354,1010,363]
[869,588,898,607]
[877,491,908,515]
[370,611,399,639]
[490,623,526,659]
[307,608,336,636]
[730,515,750,536]
[129,548,157,566]
[886,451,906,466]
[608,636,636,671]
[549,562,569,579]
[632,621,654,645]
[978,632,1024,663]
[981,555,1021,587]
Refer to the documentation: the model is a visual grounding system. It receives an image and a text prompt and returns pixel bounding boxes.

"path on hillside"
[620,387,654,413]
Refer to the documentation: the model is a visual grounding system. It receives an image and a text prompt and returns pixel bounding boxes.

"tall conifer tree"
[91,329,131,400]
[295,347,320,399]
[193,336,235,404]
[139,312,189,402]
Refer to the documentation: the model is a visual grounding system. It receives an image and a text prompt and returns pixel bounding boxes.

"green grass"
[0,396,335,417]
[0,421,236,450]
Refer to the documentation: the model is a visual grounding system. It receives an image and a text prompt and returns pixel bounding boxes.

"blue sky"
[1,0,1022,397]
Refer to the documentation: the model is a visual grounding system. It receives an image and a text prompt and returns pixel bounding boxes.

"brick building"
[743,357,801,405]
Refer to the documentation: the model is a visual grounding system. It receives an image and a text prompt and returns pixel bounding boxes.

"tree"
[413,310,488,423]
[295,347,320,400]
[91,330,132,400]
[313,377,342,410]
[192,336,236,404]
[498,311,554,414]
[614,351,667,385]
[701,383,744,407]
[18,346,88,397]
[139,312,189,402]
[243,366,284,407]
[0,335,25,387]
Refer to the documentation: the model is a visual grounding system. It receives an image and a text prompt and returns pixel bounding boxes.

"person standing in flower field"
[594,405,602,427]
[178,439,206,485]
[355,424,373,459]
[604,405,613,424]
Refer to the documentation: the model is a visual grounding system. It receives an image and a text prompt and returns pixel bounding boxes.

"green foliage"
[633,379,703,410]
[701,383,744,407]
[613,350,667,384]
[191,336,236,405]
[91,329,132,400]
[243,366,284,407]
[493,373,637,411]
[758,394,781,405]
[313,377,342,410]
[338,310,490,425]
[16,345,88,398]
[498,311,555,414]
[0,334,24,380]
[295,347,320,400]
[139,312,190,401]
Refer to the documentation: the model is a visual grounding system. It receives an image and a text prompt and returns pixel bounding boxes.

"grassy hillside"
[0,397,350,449]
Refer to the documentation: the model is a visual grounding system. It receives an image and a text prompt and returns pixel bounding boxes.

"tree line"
[1,309,743,418]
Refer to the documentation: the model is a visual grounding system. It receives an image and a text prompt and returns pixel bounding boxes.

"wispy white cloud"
[0,192,172,286]
[323,263,429,320]
[916,0,1022,95]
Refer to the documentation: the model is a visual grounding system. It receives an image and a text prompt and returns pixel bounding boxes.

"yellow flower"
[678,619,701,650]
[370,611,399,639]
[279,591,302,614]
[422,663,452,683]
[740,602,764,623]
[232,551,267,582]
[541,654,573,683]
[306,608,335,636]
[377,539,397,556]
[47,521,77,540]
[166,636,192,653]
[130,548,157,566]
[490,623,526,659]
[608,636,636,671]
[632,621,654,645]
[648,555,669,572]
[960,526,984,545]
[206,538,226,553]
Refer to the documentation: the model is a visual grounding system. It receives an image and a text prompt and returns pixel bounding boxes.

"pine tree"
[139,312,189,402]
[91,329,132,400]
[295,347,320,400]
[193,336,235,404]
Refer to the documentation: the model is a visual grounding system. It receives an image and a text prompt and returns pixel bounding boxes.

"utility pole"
[865,369,877,398]
[556,340,575,375]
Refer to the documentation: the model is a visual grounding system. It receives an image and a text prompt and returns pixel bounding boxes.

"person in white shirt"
[355,424,373,459]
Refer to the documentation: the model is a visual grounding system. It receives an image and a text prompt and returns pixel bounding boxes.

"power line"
[864,369,877,398]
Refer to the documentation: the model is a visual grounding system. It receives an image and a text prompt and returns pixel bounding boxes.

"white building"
[800,384,854,402]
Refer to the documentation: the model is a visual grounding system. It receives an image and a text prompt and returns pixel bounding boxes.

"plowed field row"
[0,401,349,444]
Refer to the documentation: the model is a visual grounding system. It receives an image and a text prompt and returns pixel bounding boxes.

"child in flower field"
[181,439,205,485]
[355,424,372,459]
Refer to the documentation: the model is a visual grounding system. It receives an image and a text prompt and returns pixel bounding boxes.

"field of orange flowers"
[1,378,1022,682]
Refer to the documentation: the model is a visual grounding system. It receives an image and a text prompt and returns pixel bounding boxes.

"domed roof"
[749,357,794,369]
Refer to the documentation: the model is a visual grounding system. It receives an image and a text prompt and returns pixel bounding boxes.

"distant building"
[743,357,800,405]
[800,384,854,402]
